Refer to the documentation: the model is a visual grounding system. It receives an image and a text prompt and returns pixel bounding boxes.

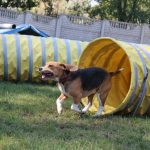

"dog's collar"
[59,76,70,84]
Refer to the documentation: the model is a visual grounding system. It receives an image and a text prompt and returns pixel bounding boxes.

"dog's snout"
[39,67,43,72]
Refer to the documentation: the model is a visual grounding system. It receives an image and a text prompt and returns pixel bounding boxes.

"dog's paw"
[92,113,102,118]
[57,106,63,114]
[71,104,82,113]
[82,103,91,113]
[82,108,88,114]
[56,98,63,114]
[92,106,104,117]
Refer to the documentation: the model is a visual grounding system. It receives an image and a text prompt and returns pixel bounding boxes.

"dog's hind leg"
[82,94,94,113]
[94,79,112,117]
[94,94,104,116]
[56,93,68,114]
[94,89,110,117]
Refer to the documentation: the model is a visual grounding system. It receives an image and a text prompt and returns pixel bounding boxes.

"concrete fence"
[0,7,150,44]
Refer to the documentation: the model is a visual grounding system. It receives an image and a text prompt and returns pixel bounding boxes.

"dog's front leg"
[71,97,82,113]
[56,93,67,114]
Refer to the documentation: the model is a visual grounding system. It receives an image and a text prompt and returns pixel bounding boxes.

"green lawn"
[0,82,150,150]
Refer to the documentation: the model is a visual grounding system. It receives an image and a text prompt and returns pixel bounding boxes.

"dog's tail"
[109,68,124,76]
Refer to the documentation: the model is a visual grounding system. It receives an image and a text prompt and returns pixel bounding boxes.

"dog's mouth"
[41,72,54,79]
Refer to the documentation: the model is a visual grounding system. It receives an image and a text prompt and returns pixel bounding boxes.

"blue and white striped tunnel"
[0,34,88,81]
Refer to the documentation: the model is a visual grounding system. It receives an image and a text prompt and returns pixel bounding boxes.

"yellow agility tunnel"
[0,34,88,81]
[1,34,150,116]
[79,37,150,116]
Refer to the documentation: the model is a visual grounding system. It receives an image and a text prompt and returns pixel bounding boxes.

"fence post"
[100,20,106,37]
[55,15,63,37]
[24,12,32,24]
[140,24,145,44]
[23,12,26,24]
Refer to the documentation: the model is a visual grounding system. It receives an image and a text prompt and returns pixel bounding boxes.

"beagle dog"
[39,61,123,116]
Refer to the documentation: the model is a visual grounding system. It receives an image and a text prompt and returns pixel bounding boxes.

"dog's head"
[38,61,78,81]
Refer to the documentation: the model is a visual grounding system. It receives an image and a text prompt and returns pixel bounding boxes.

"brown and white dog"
[38,61,123,116]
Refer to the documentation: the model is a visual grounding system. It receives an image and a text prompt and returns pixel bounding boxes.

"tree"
[0,0,39,10]
[68,0,90,16]
[41,0,69,16]
[88,0,150,24]
[41,0,53,15]
[41,0,90,16]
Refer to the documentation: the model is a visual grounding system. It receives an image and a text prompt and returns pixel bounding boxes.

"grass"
[0,82,150,150]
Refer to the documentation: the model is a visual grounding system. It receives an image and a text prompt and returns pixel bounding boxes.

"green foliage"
[42,0,90,16]
[0,0,150,24]
[42,0,53,15]
[89,0,150,23]
[41,0,70,16]
[0,0,39,10]
[68,0,90,16]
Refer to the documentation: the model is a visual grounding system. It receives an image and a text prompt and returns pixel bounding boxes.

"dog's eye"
[48,65,53,68]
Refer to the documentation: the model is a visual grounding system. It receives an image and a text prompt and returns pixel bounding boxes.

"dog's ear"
[59,63,67,69]
[59,63,70,74]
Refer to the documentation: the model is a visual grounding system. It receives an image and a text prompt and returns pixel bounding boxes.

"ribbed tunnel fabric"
[1,34,150,116]
[0,34,88,82]
[79,38,150,116]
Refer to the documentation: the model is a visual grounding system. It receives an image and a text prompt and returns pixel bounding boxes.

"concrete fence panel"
[58,15,102,41]
[0,7,24,25]
[103,20,142,43]
[0,7,149,44]
[25,12,57,36]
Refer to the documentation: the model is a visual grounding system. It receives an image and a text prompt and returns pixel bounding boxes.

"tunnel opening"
[79,38,132,115]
